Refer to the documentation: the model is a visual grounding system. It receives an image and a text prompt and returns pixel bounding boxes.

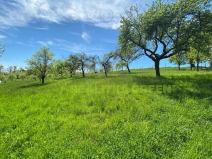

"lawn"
[0,69,212,158]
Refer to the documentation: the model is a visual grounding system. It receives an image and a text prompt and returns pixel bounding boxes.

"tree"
[209,54,212,69]
[189,9,212,71]
[66,55,80,77]
[100,52,114,77]
[119,0,210,76]
[27,47,53,84]
[8,66,13,74]
[114,46,141,73]
[88,55,99,73]
[52,60,66,78]
[169,51,186,70]
[115,61,125,71]
[186,48,196,70]
[0,65,3,74]
[75,53,88,78]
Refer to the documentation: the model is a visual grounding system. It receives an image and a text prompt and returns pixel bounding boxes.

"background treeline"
[0,0,211,83]
[0,46,211,84]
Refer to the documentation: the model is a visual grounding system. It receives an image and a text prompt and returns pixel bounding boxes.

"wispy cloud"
[0,0,147,30]
[81,32,90,43]
[34,27,49,30]
[37,40,54,46]
[0,34,6,39]
[52,38,107,55]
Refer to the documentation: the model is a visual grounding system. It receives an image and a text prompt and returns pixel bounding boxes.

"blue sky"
[0,0,172,69]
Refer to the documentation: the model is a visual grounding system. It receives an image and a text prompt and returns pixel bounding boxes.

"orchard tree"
[66,55,80,77]
[209,53,212,69]
[88,55,99,73]
[189,9,211,71]
[114,46,141,73]
[8,66,13,74]
[27,47,53,84]
[52,60,66,77]
[75,53,88,78]
[115,61,126,71]
[119,0,210,77]
[100,52,114,77]
[186,48,196,70]
[0,65,3,73]
[169,51,186,70]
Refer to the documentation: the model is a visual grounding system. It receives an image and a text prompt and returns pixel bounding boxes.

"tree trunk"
[196,61,200,71]
[70,71,73,77]
[126,64,131,73]
[210,62,212,69]
[93,66,96,74]
[103,66,107,77]
[154,60,160,77]
[190,63,192,70]
[81,67,85,77]
[178,64,181,70]
[41,76,45,84]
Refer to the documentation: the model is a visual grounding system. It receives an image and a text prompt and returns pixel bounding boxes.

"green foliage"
[0,69,212,158]
[119,0,211,76]
[74,53,89,77]
[27,47,54,84]
[100,52,114,77]
[51,60,67,78]
[88,55,99,73]
[169,52,186,69]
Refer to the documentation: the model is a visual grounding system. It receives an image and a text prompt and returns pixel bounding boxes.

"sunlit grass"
[0,69,212,158]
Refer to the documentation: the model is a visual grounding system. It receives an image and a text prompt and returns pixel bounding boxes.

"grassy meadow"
[0,68,212,158]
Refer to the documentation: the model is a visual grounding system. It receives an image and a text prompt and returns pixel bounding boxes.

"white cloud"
[0,0,146,30]
[81,32,90,43]
[51,38,107,55]
[37,40,53,46]
[0,34,6,39]
[34,27,49,30]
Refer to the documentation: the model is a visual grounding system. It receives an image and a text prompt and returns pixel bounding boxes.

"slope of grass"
[0,69,212,158]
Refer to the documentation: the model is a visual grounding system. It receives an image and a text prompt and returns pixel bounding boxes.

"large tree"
[27,47,53,84]
[119,0,210,76]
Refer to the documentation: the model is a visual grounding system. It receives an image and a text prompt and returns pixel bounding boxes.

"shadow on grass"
[133,74,212,102]
[19,82,50,89]
[166,74,212,102]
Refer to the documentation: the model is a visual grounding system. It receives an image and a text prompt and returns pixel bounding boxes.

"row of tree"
[169,46,212,70]
[25,47,142,84]
[1,44,211,84]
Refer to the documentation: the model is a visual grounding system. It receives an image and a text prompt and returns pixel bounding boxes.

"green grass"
[0,69,212,158]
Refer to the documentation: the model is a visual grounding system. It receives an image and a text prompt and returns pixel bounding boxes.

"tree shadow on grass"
[19,82,50,89]
[165,74,212,102]
[133,74,212,102]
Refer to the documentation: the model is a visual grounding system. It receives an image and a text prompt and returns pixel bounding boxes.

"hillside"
[0,69,212,158]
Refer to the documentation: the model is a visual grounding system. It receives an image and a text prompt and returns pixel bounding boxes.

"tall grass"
[0,69,212,158]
